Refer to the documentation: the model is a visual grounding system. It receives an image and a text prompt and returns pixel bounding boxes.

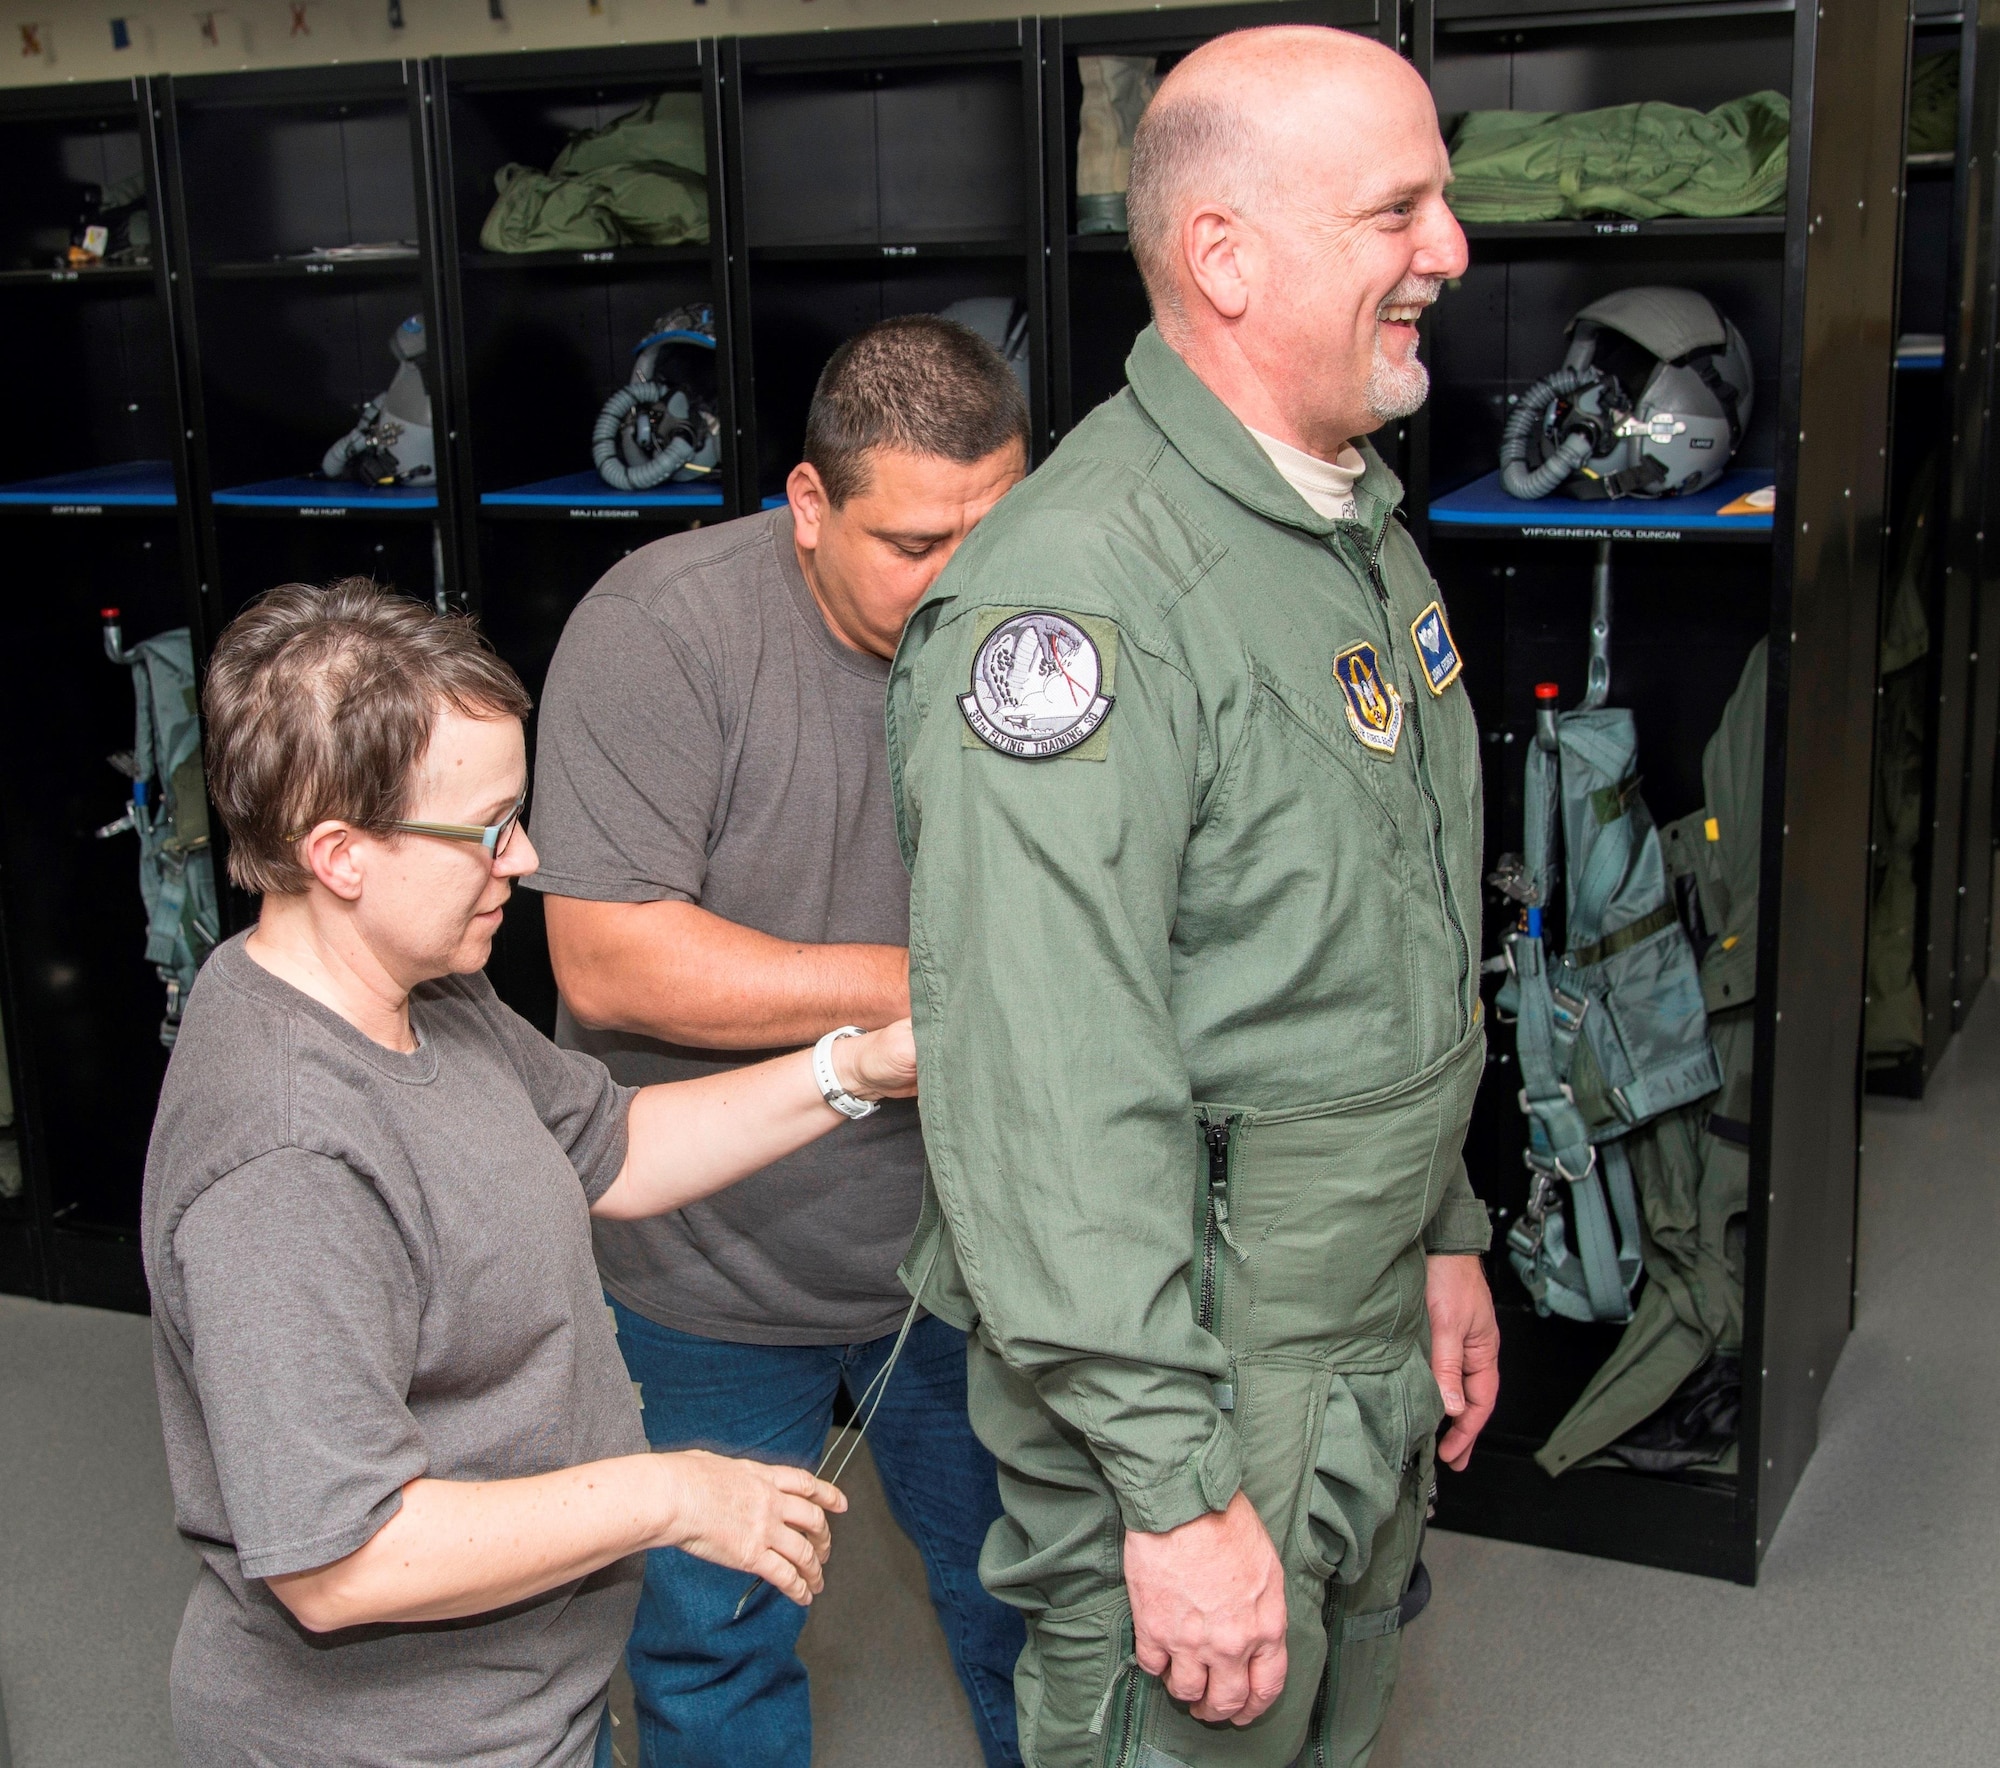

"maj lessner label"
[959,611,1115,759]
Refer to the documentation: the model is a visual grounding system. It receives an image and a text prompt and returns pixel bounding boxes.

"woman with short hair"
[142,579,914,1768]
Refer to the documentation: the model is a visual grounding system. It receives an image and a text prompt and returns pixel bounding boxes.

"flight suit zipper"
[1195,1113,1239,1414]
[1196,1114,1237,1336]
[1305,1575,1342,1766]
[1362,520,1473,1036]
[1096,1615,1149,1768]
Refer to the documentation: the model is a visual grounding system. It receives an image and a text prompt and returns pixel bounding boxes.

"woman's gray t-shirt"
[142,933,646,1768]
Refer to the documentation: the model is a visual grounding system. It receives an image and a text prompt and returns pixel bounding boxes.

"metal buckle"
[1521,1143,1597,1185]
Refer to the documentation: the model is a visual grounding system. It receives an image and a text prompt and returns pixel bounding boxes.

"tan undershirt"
[1248,427,1366,522]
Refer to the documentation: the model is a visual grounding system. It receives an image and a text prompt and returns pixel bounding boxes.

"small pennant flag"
[386,0,402,24]
[289,0,308,32]
[487,0,503,18]
[110,16,131,46]
[19,20,44,52]
[195,8,218,41]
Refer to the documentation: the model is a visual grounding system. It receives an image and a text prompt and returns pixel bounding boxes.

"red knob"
[1534,681,1561,701]
[100,607,120,620]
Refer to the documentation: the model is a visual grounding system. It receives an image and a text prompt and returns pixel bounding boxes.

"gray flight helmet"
[1500,286,1753,501]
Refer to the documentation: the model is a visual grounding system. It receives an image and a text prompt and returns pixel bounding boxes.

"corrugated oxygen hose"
[1500,367,1601,500]
[592,383,697,491]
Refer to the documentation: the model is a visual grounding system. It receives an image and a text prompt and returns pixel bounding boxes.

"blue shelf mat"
[761,493,787,510]
[0,461,176,506]
[1428,467,1774,532]
[1896,351,1944,371]
[482,472,724,508]
[214,477,438,509]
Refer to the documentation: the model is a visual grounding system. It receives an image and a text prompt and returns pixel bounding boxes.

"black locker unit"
[719,20,1047,491]
[1867,0,1987,1097]
[1950,6,2000,1022]
[0,78,203,1310]
[1040,0,1391,449]
[158,62,452,662]
[429,42,731,1031]
[1403,0,1902,1580]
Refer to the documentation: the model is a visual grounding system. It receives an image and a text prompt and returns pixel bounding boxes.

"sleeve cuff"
[237,1486,405,1581]
[1107,1412,1243,1537]
[516,871,695,905]
[1423,1195,1493,1256]
[579,1084,641,1204]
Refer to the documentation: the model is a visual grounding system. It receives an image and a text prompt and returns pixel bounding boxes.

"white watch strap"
[812,1026,879,1120]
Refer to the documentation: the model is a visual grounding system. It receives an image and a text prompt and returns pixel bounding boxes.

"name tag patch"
[960,610,1116,759]
[1333,640,1403,756]
[1410,600,1463,696]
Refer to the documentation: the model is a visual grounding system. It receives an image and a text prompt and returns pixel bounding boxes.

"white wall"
[2,0,1236,89]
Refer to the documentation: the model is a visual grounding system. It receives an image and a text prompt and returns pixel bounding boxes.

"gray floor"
[1,988,1995,1767]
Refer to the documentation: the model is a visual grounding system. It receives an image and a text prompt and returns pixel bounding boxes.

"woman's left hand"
[833,1019,918,1101]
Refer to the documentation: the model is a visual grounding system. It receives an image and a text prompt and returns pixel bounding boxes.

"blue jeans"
[609,1300,1024,1768]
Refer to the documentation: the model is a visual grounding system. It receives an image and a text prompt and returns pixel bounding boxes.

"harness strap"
[1685,348,1745,454]
[1570,902,1679,969]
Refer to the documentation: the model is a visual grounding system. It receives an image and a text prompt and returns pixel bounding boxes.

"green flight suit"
[886,326,1491,1768]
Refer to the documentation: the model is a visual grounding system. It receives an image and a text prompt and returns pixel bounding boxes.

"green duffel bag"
[1447,90,1790,223]
[480,92,709,253]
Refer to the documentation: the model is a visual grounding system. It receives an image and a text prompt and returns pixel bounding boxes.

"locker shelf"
[461,245,711,273]
[202,255,421,281]
[749,239,1027,262]
[1427,468,1776,539]
[1459,215,1787,241]
[212,476,438,513]
[0,264,154,288]
[480,471,724,515]
[0,461,176,509]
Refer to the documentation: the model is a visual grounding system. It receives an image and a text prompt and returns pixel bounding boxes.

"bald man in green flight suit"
[885,27,1497,1768]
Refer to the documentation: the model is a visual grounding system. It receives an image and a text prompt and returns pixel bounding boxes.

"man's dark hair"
[803,315,1030,506]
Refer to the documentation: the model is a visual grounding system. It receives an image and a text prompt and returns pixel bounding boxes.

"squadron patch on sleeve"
[1410,600,1463,696]
[1332,640,1404,757]
[959,610,1117,760]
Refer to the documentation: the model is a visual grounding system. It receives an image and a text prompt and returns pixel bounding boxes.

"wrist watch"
[812,1026,880,1120]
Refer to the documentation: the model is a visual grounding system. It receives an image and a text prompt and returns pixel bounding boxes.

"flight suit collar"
[1124,323,1404,559]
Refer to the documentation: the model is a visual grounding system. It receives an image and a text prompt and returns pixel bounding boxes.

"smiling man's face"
[1142,29,1470,458]
[1254,54,1467,446]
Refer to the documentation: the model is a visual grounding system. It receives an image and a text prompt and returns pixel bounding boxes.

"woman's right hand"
[833,1017,919,1101]
[660,1450,848,1605]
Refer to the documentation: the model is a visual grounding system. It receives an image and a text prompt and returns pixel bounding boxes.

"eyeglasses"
[391,785,528,859]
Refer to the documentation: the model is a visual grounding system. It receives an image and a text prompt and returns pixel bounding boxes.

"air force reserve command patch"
[1332,640,1404,756]
[1410,599,1463,695]
[960,610,1117,759]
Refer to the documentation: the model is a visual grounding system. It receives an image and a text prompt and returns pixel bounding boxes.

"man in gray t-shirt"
[527,317,1029,1768]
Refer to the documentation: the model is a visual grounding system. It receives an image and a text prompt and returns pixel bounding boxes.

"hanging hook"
[1533,680,1561,752]
[1578,540,1613,711]
[101,607,136,665]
